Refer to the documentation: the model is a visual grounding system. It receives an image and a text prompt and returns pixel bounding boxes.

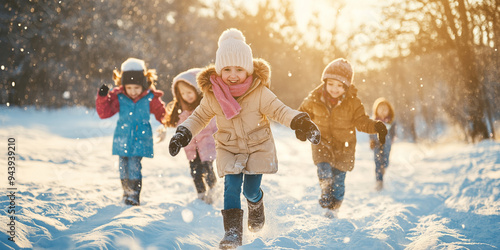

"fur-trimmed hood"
[197,58,271,94]
[372,97,395,123]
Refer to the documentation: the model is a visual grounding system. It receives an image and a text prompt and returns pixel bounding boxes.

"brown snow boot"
[318,178,333,208]
[328,198,342,210]
[247,189,265,232]
[125,179,141,206]
[121,179,132,203]
[219,208,243,249]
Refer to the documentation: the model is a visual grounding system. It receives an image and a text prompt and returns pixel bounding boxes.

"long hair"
[165,81,202,127]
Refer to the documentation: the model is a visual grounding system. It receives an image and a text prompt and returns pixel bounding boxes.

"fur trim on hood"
[372,97,395,123]
[197,58,271,94]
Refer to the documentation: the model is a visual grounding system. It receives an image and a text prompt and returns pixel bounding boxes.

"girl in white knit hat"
[165,68,218,204]
[168,28,320,249]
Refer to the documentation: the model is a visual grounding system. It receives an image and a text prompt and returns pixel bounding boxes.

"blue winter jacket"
[112,92,154,158]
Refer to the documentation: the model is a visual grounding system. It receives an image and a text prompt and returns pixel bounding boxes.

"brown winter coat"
[298,83,377,171]
[179,59,301,177]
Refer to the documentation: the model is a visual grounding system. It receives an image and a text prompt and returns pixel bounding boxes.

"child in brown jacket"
[168,28,320,248]
[298,58,387,218]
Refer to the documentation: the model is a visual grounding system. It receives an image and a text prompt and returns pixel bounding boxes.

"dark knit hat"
[120,58,148,89]
[321,58,353,87]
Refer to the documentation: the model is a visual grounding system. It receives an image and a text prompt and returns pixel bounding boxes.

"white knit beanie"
[172,68,202,94]
[215,28,254,75]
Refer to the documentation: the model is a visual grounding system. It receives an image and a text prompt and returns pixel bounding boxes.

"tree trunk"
[456,0,490,141]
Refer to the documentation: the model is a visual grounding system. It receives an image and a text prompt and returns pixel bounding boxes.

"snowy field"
[0,106,499,249]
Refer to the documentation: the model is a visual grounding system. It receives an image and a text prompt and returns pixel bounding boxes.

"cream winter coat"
[179,59,301,177]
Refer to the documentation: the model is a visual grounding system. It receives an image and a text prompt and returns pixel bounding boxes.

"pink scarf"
[210,74,253,119]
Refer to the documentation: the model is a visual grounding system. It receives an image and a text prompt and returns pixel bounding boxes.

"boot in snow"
[325,198,342,219]
[125,179,141,206]
[219,208,243,249]
[247,189,265,232]
[120,179,131,203]
[318,178,333,209]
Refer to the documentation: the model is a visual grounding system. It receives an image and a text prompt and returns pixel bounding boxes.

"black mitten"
[98,84,109,96]
[375,121,388,145]
[291,113,321,144]
[169,126,192,156]
[295,130,307,142]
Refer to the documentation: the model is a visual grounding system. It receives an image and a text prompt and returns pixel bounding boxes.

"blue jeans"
[317,162,346,202]
[224,173,263,210]
[374,144,392,181]
[119,156,143,180]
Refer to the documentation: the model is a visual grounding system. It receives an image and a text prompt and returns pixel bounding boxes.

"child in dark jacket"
[370,97,396,191]
[298,58,387,218]
[96,58,167,206]
[165,68,218,204]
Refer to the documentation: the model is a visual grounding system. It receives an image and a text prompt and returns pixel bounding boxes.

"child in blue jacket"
[96,58,167,205]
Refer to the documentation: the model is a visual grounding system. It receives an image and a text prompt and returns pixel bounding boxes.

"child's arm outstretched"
[95,84,119,119]
[169,96,216,156]
[351,98,388,144]
[260,88,320,144]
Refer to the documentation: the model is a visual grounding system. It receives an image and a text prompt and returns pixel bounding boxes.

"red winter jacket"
[96,86,167,124]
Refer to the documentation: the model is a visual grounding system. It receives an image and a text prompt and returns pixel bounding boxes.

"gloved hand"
[169,126,192,156]
[290,113,321,144]
[369,139,375,150]
[98,84,109,96]
[375,121,388,145]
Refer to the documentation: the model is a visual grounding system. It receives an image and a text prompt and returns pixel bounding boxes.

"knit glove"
[98,84,109,96]
[169,126,192,156]
[290,113,321,145]
[375,121,388,145]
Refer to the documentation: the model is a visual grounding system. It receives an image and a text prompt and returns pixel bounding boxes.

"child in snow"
[370,97,396,191]
[168,28,320,249]
[96,58,167,206]
[165,68,218,204]
[298,58,387,218]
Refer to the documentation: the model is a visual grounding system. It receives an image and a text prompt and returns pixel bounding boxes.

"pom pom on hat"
[321,58,353,87]
[215,28,254,75]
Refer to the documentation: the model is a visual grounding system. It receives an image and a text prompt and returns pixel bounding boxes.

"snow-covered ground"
[1,106,499,249]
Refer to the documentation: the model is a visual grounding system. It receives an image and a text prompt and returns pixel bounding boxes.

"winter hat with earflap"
[172,68,203,95]
[120,58,149,90]
[215,28,254,75]
[321,58,354,88]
